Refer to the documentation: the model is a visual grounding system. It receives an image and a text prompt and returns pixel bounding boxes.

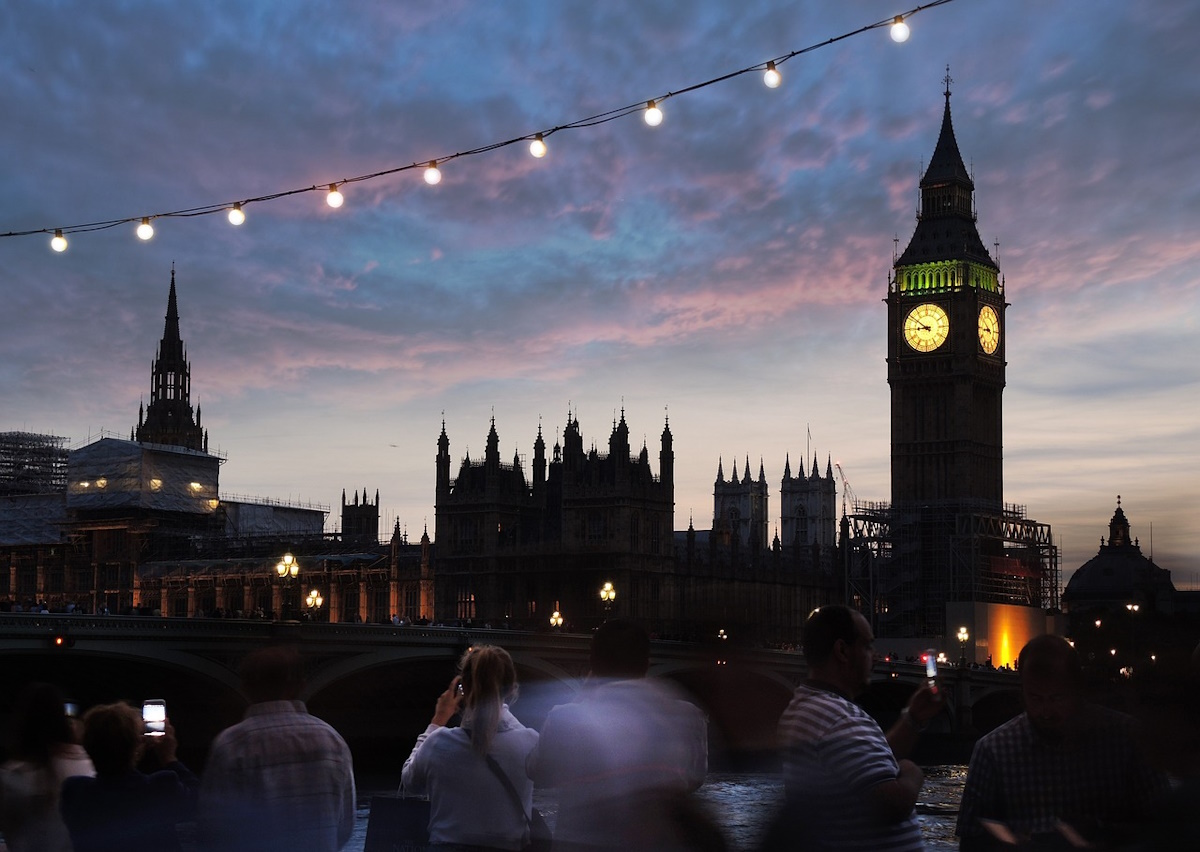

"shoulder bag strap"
[484,754,532,831]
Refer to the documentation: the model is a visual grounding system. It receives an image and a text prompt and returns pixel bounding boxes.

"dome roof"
[1062,499,1175,608]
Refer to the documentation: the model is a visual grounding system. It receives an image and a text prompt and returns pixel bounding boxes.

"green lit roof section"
[896,260,1000,294]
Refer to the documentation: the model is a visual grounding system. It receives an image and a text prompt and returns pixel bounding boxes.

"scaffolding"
[0,432,68,496]
[845,499,1059,638]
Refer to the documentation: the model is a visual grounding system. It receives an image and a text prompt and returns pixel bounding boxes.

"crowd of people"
[1,608,1195,851]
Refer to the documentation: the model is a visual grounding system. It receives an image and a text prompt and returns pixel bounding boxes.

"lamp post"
[957,626,969,668]
[275,553,300,620]
[599,581,616,621]
[306,589,324,621]
[1126,602,1139,673]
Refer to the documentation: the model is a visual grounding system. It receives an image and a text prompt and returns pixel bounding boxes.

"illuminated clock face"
[978,305,1000,354]
[903,303,949,352]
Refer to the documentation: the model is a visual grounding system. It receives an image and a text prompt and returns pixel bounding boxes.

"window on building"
[456,581,475,620]
[588,512,605,543]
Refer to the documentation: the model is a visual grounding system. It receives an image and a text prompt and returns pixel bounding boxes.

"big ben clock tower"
[853,73,1057,643]
[888,73,1004,510]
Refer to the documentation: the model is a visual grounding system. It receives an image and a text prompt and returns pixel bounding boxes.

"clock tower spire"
[888,72,1004,509]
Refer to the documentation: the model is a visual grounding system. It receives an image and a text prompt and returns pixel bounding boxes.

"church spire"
[135,268,205,452]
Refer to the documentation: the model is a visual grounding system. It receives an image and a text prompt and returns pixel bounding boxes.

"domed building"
[1062,498,1176,615]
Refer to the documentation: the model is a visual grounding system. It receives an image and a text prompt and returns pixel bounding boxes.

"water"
[346,767,966,851]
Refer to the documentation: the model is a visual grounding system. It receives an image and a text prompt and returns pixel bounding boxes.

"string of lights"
[8,1,958,253]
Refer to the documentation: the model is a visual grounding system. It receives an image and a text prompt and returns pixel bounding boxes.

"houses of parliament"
[0,268,838,641]
[3,86,1106,657]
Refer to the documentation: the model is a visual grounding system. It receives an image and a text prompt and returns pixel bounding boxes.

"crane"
[834,462,857,517]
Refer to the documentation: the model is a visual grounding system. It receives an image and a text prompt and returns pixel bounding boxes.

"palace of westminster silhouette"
[6,85,1134,658]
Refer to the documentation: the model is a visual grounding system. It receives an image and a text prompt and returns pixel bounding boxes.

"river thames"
[345,767,967,851]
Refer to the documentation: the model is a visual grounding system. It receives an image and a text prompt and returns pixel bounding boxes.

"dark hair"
[239,645,305,703]
[1018,634,1082,686]
[81,702,143,775]
[8,682,74,764]
[590,618,650,679]
[458,645,517,755]
[802,605,860,667]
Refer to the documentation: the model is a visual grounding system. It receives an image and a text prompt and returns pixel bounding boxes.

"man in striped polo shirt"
[776,605,941,850]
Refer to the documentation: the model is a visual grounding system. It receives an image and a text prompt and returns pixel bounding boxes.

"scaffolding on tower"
[844,497,1059,638]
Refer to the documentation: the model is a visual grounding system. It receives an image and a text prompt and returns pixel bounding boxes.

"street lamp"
[1126,602,1140,672]
[957,626,969,667]
[276,553,299,580]
[306,589,324,618]
[549,610,564,629]
[599,581,616,619]
[274,553,300,619]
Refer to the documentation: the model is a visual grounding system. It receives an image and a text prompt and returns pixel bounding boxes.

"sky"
[2,0,1198,589]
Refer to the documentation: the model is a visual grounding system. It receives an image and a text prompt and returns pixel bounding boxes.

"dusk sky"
[3,0,1197,589]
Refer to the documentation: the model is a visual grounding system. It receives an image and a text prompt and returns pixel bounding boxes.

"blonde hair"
[458,645,517,755]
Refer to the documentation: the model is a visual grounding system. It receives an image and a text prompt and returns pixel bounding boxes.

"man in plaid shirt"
[957,634,1170,850]
[198,646,357,852]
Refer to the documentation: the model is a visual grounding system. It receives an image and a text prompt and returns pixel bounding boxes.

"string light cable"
[4,2,958,250]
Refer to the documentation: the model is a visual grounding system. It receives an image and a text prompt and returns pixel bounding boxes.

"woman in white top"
[0,683,96,852]
[401,645,539,852]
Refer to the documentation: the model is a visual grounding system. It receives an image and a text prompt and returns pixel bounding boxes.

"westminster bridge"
[0,613,1020,768]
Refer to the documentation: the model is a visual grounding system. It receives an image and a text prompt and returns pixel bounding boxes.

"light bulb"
[136,217,154,241]
[529,134,547,158]
[50,229,68,252]
[890,16,910,43]
[763,61,782,89]
[228,204,245,226]
[326,184,344,208]
[644,100,663,127]
[424,161,442,185]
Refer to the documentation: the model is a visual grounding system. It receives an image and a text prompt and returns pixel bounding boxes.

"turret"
[532,423,546,501]
[659,414,673,487]
[436,419,451,495]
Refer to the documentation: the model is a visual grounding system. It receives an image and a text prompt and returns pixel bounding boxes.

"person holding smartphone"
[771,605,942,852]
[401,644,540,851]
[60,702,197,852]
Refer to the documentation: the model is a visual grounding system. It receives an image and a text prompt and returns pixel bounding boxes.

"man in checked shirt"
[198,645,357,852]
[957,634,1170,850]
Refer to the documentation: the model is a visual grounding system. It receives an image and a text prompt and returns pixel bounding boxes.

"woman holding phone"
[60,702,198,852]
[401,644,540,852]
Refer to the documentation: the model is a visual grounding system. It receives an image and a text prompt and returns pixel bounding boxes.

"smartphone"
[142,699,167,737]
[924,649,938,692]
[64,701,79,718]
